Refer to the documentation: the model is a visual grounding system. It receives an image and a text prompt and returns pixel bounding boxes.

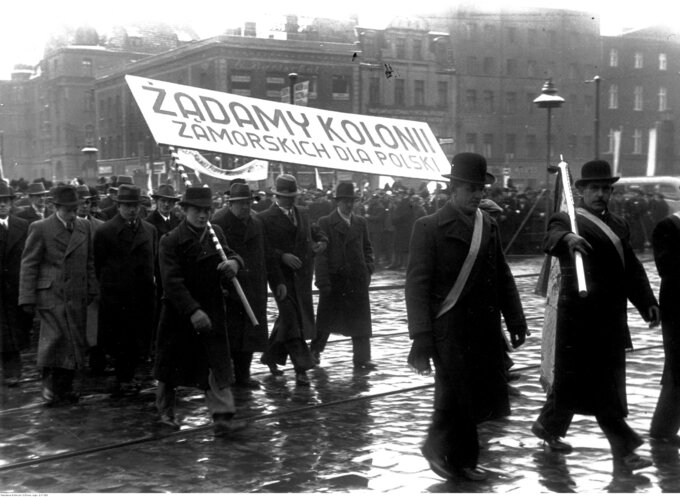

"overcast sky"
[1,0,679,80]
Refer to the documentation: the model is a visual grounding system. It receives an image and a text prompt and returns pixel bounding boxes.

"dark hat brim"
[443,172,496,185]
[575,176,620,187]
[271,189,299,197]
[151,194,181,200]
[53,199,81,207]
[179,199,214,208]
[227,195,256,202]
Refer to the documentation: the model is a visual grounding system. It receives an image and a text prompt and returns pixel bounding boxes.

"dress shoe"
[295,372,311,386]
[213,415,248,436]
[45,392,80,408]
[650,434,680,447]
[531,421,572,453]
[267,363,284,376]
[614,452,653,474]
[421,442,455,479]
[457,466,489,481]
[353,361,378,371]
[311,351,321,366]
[233,378,261,390]
[507,371,522,382]
[159,414,180,430]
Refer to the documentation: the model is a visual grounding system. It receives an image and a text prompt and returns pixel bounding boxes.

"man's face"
[229,199,251,221]
[56,205,77,223]
[337,198,355,216]
[276,195,295,209]
[580,181,613,212]
[184,205,211,228]
[156,198,176,216]
[30,194,46,209]
[451,182,484,215]
[0,197,13,218]
[118,202,140,222]
[77,198,92,218]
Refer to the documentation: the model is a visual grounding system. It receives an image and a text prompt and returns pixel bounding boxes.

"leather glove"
[510,328,527,348]
[217,259,239,279]
[564,233,592,258]
[282,253,302,270]
[275,283,287,301]
[190,309,212,334]
[646,305,661,328]
[407,334,435,375]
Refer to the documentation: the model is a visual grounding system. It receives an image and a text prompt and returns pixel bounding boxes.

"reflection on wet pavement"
[2,254,679,493]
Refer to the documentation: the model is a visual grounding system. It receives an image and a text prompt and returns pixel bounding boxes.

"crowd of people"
[1,153,679,482]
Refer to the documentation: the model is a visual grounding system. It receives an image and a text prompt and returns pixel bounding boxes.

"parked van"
[613,176,680,213]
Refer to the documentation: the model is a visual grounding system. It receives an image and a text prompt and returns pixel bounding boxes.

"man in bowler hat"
[405,152,527,481]
[94,184,158,396]
[257,174,328,386]
[312,182,376,370]
[16,181,49,224]
[153,186,246,434]
[532,159,660,476]
[19,185,98,406]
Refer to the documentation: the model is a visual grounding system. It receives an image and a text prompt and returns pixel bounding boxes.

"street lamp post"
[533,79,565,230]
[288,73,298,106]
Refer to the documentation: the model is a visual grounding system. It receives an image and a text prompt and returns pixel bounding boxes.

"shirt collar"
[337,207,352,225]
[0,217,8,227]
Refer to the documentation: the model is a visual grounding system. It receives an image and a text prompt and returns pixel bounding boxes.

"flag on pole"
[146,164,153,194]
[612,129,622,177]
[647,126,657,177]
[0,152,4,182]
[315,168,323,190]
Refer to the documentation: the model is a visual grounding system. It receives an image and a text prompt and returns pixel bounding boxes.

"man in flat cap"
[257,174,328,386]
[19,185,98,406]
[405,152,527,481]
[532,159,660,477]
[94,184,158,397]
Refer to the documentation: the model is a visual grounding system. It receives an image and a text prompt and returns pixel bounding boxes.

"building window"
[528,28,537,43]
[659,53,667,71]
[465,133,477,153]
[608,84,618,109]
[634,86,643,111]
[506,58,517,76]
[394,79,405,105]
[483,90,494,112]
[548,30,557,48]
[606,129,615,154]
[414,80,425,106]
[526,134,537,158]
[584,95,593,114]
[465,23,477,40]
[484,24,496,38]
[483,57,494,75]
[609,49,618,67]
[505,134,516,158]
[412,39,422,60]
[369,77,380,105]
[465,89,477,111]
[505,92,517,113]
[634,51,644,69]
[230,73,252,96]
[396,38,406,58]
[82,58,93,77]
[507,26,517,43]
[633,129,643,154]
[527,60,537,78]
[659,87,668,111]
[300,75,318,99]
[437,81,448,108]
[265,74,286,98]
[483,134,493,157]
[467,56,478,74]
[332,75,350,100]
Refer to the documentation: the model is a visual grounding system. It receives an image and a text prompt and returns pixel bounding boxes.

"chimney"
[244,22,256,37]
[285,15,299,34]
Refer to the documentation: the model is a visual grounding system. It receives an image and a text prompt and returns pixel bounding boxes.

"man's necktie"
[66,221,74,233]
[288,209,296,226]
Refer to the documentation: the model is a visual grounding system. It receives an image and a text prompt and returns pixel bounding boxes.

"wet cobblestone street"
[1,253,678,493]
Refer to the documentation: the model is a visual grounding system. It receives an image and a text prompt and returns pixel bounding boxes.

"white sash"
[576,207,625,269]
[436,208,484,319]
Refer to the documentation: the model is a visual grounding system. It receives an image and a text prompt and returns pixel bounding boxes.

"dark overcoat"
[652,214,680,386]
[211,208,283,352]
[153,221,242,390]
[315,210,374,338]
[406,203,527,423]
[0,215,31,354]
[145,209,181,238]
[93,214,157,357]
[19,215,98,369]
[257,203,327,341]
[545,207,658,417]
[16,206,43,225]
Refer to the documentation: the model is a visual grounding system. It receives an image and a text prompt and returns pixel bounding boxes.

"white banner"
[647,126,657,177]
[173,148,268,182]
[126,75,448,181]
[612,129,621,177]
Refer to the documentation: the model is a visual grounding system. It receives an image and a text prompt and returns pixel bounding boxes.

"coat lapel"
[65,218,87,257]
[5,216,25,253]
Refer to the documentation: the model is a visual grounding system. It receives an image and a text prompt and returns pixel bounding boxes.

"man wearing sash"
[532,160,660,476]
[406,153,527,481]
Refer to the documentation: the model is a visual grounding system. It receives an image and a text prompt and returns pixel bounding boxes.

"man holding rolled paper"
[532,159,660,477]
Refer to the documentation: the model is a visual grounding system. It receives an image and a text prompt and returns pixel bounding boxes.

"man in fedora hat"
[405,152,527,481]
[100,175,134,221]
[154,186,246,434]
[257,174,328,386]
[0,183,32,386]
[19,185,98,406]
[16,181,49,224]
[532,159,660,476]
[212,183,285,389]
[93,184,158,397]
[312,182,376,370]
